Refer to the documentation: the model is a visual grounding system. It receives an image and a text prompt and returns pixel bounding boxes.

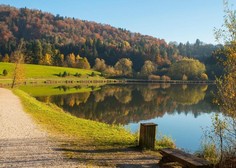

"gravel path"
[0,88,47,139]
[0,88,82,168]
[0,88,161,168]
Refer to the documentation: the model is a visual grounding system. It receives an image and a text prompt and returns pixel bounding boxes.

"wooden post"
[139,123,157,150]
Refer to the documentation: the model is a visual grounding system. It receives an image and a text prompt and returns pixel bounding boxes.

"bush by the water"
[58,71,71,77]
[155,135,176,149]
[74,72,82,77]
[2,69,8,76]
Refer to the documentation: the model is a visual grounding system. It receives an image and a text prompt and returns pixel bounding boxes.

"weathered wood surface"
[139,123,157,150]
[159,148,213,168]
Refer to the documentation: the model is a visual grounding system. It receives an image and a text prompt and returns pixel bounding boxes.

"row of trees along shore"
[1,49,209,81]
[0,5,224,80]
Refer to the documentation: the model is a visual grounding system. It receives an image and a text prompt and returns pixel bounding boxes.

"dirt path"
[0,88,161,168]
[0,88,82,168]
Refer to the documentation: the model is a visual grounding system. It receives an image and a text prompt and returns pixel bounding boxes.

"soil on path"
[0,88,82,167]
[0,88,161,168]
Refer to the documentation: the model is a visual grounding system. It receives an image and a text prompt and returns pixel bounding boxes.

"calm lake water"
[26,83,220,152]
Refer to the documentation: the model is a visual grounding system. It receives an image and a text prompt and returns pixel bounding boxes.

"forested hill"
[0,5,222,78]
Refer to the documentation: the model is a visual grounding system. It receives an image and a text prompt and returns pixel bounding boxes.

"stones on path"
[0,138,82,168]
[0,88,81,167]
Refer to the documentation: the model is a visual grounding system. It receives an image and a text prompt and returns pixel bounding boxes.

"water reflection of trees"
[36,84,219,125]
[168,85,207,105]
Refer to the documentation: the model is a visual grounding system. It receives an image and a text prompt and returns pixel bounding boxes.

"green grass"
[199,143,219,165]
[0,62,101,79]
[0,62,14,78]
[19,85,101,96]
[155,135,176,150]
[14,89,136,147]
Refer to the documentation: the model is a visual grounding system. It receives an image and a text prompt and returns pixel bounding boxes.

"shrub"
[201,143,219,165]
[155,135,176,149]
[161,75,171,81]
[90,72,96,77]
[201,73,208,80]
[62,71,68,77]
[2,69,8,76]
[148,74,161,80]
[75,72,81,77]
[182,74,188,81]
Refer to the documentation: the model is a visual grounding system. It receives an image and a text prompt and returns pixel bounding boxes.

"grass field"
[14,89,136,147]
[0,62,101,79]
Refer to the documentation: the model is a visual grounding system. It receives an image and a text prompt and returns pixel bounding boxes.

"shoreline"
[0,78,215,87]
[122,79,215,84]
[13,89,163,167]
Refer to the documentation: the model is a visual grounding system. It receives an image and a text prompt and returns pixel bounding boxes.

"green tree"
[114,58,133,77]
[140,60,156,77]
[42,43,53,56]
[33,40,43,64]
[168,58,206,80]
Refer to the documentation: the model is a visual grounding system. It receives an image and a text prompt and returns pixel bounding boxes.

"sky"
[0,0,235,44]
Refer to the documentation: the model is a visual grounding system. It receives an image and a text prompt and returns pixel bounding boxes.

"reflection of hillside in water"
[36,84,219,125]
[169,85,207,105]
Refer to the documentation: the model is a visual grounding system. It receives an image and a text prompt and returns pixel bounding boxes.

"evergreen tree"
[33,40,43,64]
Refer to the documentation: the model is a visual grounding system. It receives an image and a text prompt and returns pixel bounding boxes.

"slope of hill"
[0,5,221,79]
[0,62,101,79]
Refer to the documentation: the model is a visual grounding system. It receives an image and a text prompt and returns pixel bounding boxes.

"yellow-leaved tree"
[204,0,236,166]
[11,43,25,88]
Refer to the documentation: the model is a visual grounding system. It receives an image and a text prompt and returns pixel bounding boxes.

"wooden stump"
[139,123,157,150]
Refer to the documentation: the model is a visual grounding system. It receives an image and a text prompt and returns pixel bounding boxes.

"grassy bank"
[0,62,101,79]
[0,62,105,87]
[12,88,178,166]
[14,89,136,147]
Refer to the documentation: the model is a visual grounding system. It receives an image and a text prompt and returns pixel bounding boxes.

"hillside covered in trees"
[0,5,223,79]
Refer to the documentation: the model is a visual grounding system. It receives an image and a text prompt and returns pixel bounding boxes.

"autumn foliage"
[0,5,221,79]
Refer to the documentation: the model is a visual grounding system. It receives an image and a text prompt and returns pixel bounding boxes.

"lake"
[22,83,220,152]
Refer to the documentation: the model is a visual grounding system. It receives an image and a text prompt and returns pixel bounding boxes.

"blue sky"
[0,0,234,44]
